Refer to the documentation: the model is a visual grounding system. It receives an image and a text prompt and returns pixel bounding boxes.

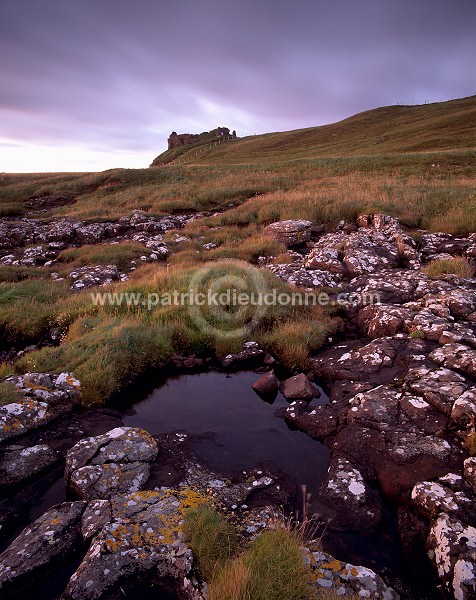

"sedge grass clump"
[209,528,311,600]
[422,257,475,279]
[183,505,239,581]
[16,315,173,405]
[259,317,336,370]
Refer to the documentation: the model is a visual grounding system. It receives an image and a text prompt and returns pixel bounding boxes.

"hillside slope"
[150,96,476,166]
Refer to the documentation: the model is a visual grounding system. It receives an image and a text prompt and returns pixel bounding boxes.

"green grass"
[184,505,239,581]
[151,96,476,166]
[422,257,475,279]
[56,241,147,272]
[210,528,312,600]
[0,380,21,406]
[260,318,336,370]
[0,95,474,406]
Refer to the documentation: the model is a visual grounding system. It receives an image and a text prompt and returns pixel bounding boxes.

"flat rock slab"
[0,501,86,596]
[65,426,158,500]
[0,444,60,490]
[62,489,206,600]
[264,219,312,246]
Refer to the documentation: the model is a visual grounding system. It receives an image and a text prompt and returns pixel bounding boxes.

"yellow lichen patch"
[321,559,345,573]
[50,518,61,525]
[23,382,50,391]
[102,488,208,556]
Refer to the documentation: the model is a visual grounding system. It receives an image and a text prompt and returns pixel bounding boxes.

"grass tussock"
[260,317,336,370]
[422,257,475,279]
[184,505,239,581]
[210,528,311,600]
[16,315,173,405]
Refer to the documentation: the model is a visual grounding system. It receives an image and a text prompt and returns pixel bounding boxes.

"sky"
[0,0,475,173]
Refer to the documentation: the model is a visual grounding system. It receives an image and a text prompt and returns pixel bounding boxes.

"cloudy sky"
[1,0,474,172]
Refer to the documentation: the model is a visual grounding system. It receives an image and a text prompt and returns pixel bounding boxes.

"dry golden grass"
[423,257,475,279]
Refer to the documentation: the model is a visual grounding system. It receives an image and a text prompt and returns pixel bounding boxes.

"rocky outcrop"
[167,127,231,150]
[0,211,198,290]
[270,214,475,597]
[65,427,158,500]
[62,489,207,600]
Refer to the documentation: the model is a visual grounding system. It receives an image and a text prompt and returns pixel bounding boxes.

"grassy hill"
[150,96,476,166]
[1,96,475,234]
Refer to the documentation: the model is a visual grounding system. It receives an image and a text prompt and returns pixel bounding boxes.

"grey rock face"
[65,426,158,500]
[0,372,81,443]
[62,490,206,600]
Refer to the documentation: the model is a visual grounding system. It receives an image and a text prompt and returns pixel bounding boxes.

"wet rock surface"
[0,443,60,491]
[0,501,86,596]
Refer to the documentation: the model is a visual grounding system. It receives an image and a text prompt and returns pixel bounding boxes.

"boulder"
[430,343,476,379]
[264,219,312,247]
[279,373,320,400]
[0,502,86,596]
[251,370,279,396]
[65,427,158,500]
[451,389,476,426]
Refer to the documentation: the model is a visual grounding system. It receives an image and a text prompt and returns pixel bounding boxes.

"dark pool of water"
[121,371,330,497]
